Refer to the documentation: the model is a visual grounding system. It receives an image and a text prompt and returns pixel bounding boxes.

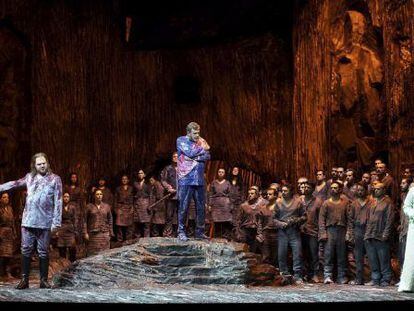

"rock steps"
[52,238,256,288]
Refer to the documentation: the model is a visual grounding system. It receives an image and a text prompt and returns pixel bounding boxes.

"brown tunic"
[343,183,356,200]
[63,184,86,207]
[236,198,266,229]
[364,195,394,241]
[63,184,86,234]
[114,185,134,226]
[150,181,167,225]
[133,181,151,223]
[274,197,306,229]
[0,204,15,257]
[229,179,243,224]
[350,198,371,227]
[381,174,395,199]
[301,196,323,237]
[84,203,113,256]
[57,203,77,248]
[318,196,352,241]
[313,181,330,201]
[257,202,277,240]
[208,179,233,223]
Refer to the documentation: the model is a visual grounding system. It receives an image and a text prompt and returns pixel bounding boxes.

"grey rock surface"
[52,237,258,288]
[0,283,413,303]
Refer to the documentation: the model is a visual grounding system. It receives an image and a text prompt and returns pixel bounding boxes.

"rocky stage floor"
[1,238,413,305]
[0,281,413,304]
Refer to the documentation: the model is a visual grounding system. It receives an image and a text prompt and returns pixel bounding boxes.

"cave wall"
[0,0,293,189]
[0,24,31,182]
[382,0,414,183]
[293,0,414,181]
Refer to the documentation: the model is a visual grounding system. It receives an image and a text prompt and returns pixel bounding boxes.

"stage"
[0,282,413,303]
[0,238,413,304]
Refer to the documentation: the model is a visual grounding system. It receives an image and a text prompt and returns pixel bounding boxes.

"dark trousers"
[399,235,407,269]
[117,226,129,241]
[213,222,233,240]
[278,227,303,277]
[353,225,366,282]
[151,224,164,237]
[163,199,178,237]
[0,257,10,276]
[178,185,205,237]
[58,247,77,262]
[134,222,150,238]
[302,233,319,278]
[365,238,392,283]
[187,219,196,237]
[324,226,347,279]
[242,227,259,253]
[261,229,278,266]
[21,226,51,259]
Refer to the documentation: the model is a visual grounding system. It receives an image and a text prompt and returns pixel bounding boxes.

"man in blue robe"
[176,122,210,241]
[0,153,62,289]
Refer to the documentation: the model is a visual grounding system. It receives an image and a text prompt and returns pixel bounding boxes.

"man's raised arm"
[0,175,28,193]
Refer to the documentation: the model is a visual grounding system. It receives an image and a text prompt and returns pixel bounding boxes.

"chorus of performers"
[1,155,414,291]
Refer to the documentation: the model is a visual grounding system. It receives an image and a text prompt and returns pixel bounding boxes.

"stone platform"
[52,237,269,288]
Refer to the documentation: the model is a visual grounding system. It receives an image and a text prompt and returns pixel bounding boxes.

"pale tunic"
[399,187,414,292]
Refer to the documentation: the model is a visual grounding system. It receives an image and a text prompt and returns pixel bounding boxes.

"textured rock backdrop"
[0,0,413,191]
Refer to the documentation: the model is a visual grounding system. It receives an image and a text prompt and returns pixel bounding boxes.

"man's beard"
[37,168,47,175]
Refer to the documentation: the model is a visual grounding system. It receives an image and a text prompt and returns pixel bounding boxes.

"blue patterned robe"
[0,172,63,229]
[176,136,210,186]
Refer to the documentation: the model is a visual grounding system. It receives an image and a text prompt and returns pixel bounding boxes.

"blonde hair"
[186,122,200,133]
[30,153,52,177]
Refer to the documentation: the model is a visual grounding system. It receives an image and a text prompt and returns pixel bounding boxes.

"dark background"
[0,0,413,192]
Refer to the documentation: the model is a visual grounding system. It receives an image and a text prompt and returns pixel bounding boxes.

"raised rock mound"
[52,237,277,288]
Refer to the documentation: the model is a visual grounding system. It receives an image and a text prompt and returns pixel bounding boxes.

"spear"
[146,193,173,213]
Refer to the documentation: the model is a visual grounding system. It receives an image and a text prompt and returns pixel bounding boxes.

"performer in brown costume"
[83,189,114,256]
[274,184,306,284]
[56,192,77,262]
[160,152,178,237]
[132,170,152,238]
[327,167,338,185]
[301,181,323,283]
[314,170,330,201]
[0,192,16,279]
[63,173,86,212]
[208,168,233,240]
[149,176,167,237]
[228,167,244,229]
[257,188,278,266]
[319,181,353,284]
[337,167,345,182]
[91,177,114,207]
[343,169,357,200]
[63,173,86,253]
[235,186,265,253]
[114,175,134,242]
[364,182,395,286]
[361,173,371,189]
[377,163,395,200]
[349,183,371,285]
